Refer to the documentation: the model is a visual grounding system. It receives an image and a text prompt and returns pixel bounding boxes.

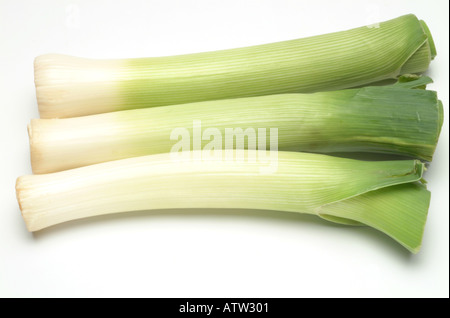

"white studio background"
[0,0,448,298]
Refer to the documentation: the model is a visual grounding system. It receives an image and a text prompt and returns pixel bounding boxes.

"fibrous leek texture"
[34,14,436,118]
[29,76,443,174]
[16,151,429,252]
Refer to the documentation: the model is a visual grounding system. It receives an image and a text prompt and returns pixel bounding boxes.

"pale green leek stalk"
[34,14,436,118]
[16,151,429,253]
[29,76,443,174]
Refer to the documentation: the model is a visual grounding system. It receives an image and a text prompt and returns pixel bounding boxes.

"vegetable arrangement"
[16,14,443,253]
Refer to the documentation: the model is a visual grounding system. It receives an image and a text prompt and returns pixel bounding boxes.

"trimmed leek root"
[16,151,429,253]
[29,76,443,174]
[34,14,436,118]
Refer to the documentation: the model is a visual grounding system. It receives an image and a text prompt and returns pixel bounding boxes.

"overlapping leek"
[28,76,443,174]
[34,14,436,118]
[16,151,429,253]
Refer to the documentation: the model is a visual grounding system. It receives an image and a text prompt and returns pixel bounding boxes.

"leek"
[34,14,436,118]
[16,151,429,253]
[29,76,443,174]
